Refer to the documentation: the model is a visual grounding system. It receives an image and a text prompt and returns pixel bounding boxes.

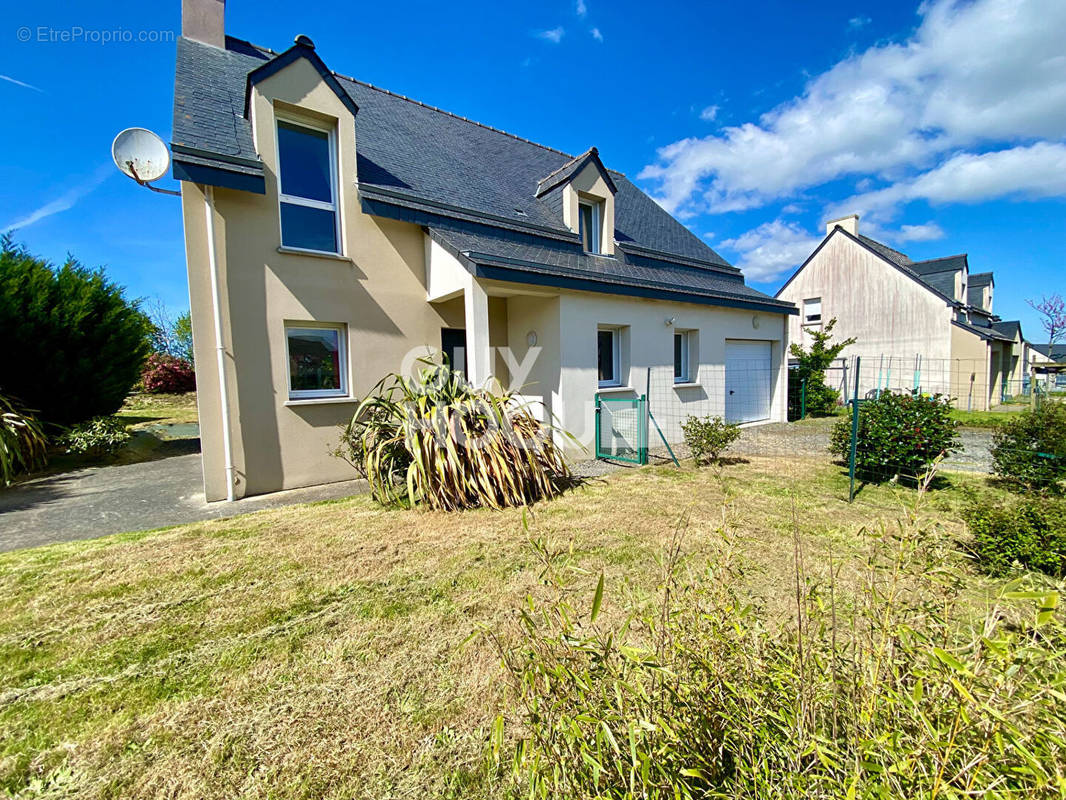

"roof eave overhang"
[172,159,266,194]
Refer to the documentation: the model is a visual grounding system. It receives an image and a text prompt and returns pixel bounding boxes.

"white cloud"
[1,165,111,233]
[895,222,946,242]
[590,27,603,42]
[576,0,587,17]
[0,74,42,92]
[848,16,872,29]
[536,26,565,43]
[699,105,719,122]
[720,220,823,282]
[639,0,1066,217]
[832,142,1066,220]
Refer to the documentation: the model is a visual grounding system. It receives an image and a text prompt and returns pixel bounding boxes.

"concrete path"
[0,447,367,554]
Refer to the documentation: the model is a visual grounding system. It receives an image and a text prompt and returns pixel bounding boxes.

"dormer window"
[276,116,340,254]
[579,199,602,254]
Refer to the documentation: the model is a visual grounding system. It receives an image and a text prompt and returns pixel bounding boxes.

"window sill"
[277,246,353,263]
[596,385,635,394]
[284,396,359,407]
[672,381,701,389]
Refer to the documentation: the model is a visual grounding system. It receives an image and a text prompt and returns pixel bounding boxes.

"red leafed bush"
[141,353,196,394]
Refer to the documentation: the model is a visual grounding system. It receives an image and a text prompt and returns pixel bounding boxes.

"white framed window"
[579,199,602,254]
[803,297,822,325]
[276,115,340,254]
[674,331,691,383]
[597,326,621,387]
[285,323,348,399]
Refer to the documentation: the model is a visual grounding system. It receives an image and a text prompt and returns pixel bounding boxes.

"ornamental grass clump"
[482,490,1066,800]
[0,393,47,485]
[337,364,574,510]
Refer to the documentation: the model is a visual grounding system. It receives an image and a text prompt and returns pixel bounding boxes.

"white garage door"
[725,341,772,424]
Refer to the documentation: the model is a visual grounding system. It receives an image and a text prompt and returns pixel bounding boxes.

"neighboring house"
[172,0,796,501]
[775,214,1026,411]
[1030,343,1066,363]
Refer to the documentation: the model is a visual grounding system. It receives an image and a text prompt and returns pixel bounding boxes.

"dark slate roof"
[1032,343,1066,362]
[969,272,993,287]
[910,254,968,275]
[424,218,794,314]
[172,35,776,308]
[857,235,912,267]
[992,320,1021,341]
[952,319,1014,343]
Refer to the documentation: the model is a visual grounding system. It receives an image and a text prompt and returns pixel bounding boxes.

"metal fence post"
[800,378,806,419]
[848,356,861,503]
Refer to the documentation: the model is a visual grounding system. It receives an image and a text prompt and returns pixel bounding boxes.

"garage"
[725,340,772,423]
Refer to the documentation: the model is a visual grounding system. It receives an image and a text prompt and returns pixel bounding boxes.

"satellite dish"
[112,128,179,195]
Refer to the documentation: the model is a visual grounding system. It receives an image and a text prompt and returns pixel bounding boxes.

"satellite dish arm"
[127,163,181,197]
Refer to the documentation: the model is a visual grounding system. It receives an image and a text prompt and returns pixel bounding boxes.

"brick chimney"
[825,213,859,237]
[183,0,225,47]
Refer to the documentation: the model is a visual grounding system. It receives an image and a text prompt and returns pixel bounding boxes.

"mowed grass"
[0,458,1006,799]
[116,393,199,428]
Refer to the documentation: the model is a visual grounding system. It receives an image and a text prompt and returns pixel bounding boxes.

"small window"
[579,200,602,254]
[803,297,822,325]
[277,118,339,254]
[597,328,620,387]
[286,324,348,399]
[674,331,691,383]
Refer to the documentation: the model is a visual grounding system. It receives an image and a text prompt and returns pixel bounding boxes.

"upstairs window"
[277,118,339,254]
[803,297,822,325]
[579,200,602,254]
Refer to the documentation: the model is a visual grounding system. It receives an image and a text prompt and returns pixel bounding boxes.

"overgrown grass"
[0,458,1035,798]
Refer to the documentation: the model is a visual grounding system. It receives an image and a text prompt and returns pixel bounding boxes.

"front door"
[440,328,467,374]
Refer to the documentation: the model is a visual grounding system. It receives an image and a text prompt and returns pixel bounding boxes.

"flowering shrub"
[141,353,195,394]
[830,391,959,482]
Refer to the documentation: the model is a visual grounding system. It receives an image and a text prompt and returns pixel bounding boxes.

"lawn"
[116,393,199,428]
[0,457,1021,798]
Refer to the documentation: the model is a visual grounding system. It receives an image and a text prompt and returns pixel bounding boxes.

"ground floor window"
[598,327,621,387]
[285,323,348,399]
[674,330,691,383]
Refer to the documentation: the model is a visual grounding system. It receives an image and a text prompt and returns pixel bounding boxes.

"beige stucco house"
[775,215,1027,411]
[172,0,796,501]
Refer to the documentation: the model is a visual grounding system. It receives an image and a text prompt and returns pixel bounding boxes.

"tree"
[789,318,856,415]
[147,299,194,364]
[0,237,153,425]
[1027,293,1066,346]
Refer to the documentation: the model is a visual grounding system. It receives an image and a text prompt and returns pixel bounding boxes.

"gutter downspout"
[204,185,236,502]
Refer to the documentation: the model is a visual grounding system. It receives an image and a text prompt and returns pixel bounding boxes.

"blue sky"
[1,0,1063,340]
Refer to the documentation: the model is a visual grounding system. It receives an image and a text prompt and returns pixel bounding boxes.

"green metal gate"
[595,394,648,464]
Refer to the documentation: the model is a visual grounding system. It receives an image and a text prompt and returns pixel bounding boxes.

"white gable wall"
[777,232,954,398]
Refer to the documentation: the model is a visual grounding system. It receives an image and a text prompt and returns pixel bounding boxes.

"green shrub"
[680,415,740,466]
[484,520,1066,799]
[0,237,152,425]
[57,416,131,457]
[990,401,1066,491]
[964,496,1066,577]
[0,394,47,485]
[336,364,574,510]
[830,392,959,482]
[788,318,855,416]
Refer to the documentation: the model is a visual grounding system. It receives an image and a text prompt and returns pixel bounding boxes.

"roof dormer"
[537,147,617,256]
